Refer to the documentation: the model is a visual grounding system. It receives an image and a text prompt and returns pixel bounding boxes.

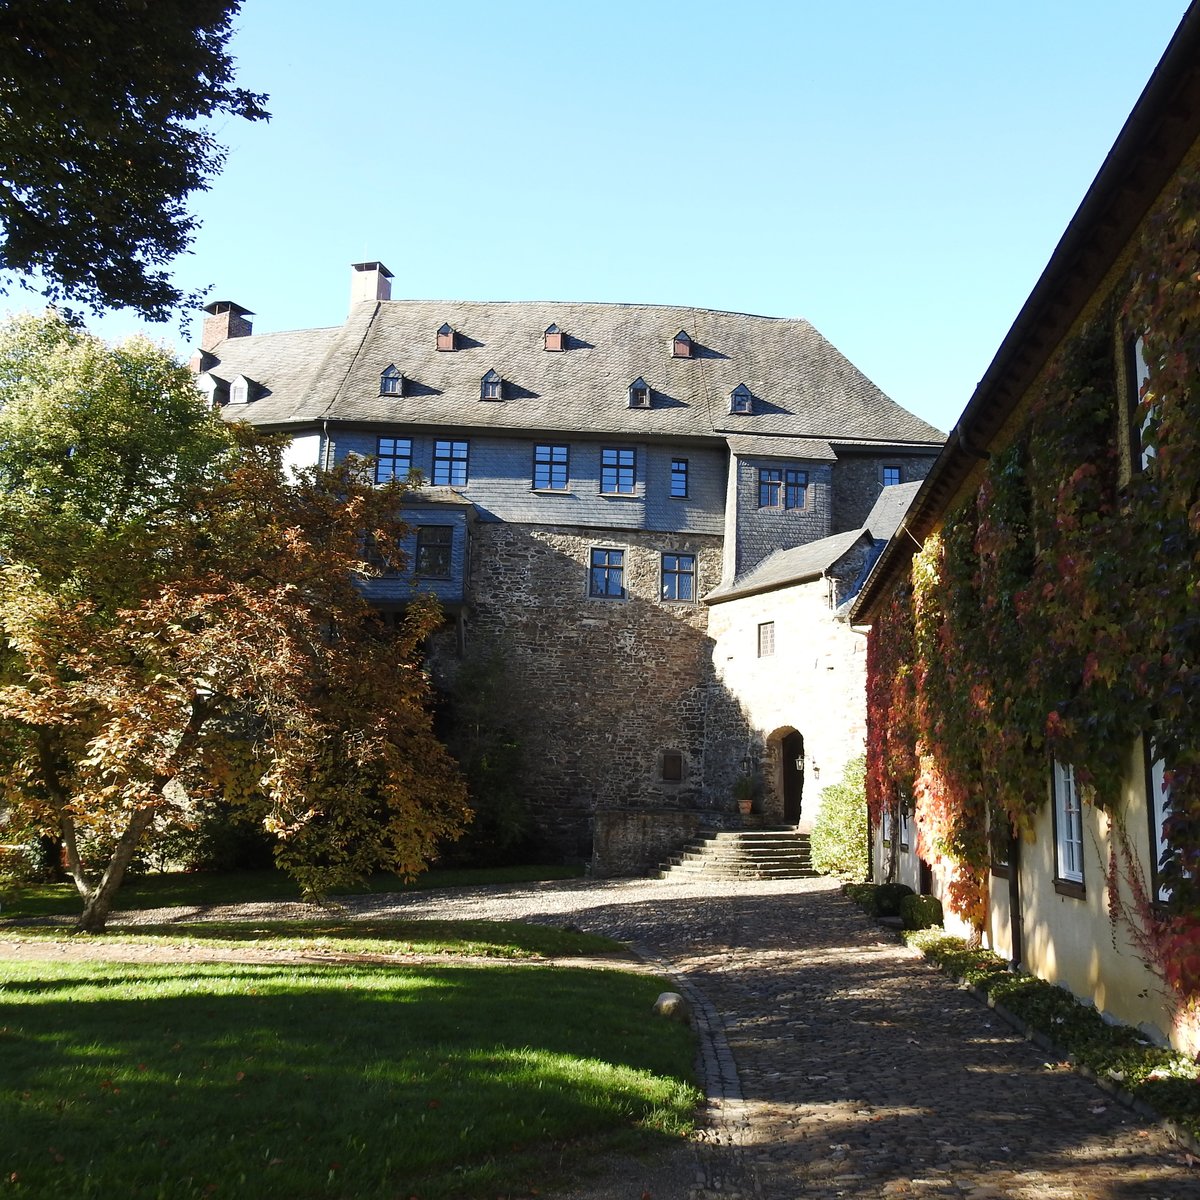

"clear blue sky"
[10,1,1195,435]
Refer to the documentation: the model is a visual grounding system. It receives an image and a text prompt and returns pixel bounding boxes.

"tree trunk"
[75,694,213,933]
[76,806,156,933]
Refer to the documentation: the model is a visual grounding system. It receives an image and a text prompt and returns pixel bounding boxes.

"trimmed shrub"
[900,893,943,930]
[874,881,915,916]
[810,755,869,881]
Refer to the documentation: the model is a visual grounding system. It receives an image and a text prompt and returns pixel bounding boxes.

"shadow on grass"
[1,865,586,920]
[1,959,698,1199]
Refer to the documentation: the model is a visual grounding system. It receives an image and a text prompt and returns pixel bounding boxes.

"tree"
[0,314,469,931]
[0,1,268,320]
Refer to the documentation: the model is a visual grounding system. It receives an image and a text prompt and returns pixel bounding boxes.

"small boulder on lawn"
[653,991,690,1023]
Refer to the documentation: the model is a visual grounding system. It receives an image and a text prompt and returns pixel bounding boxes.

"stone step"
[658,829,816,882]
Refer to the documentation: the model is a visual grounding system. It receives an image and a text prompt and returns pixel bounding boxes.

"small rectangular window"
[432,439,469,487]
[661,552,696,602]
[757,621,775,657]
[601,448,635,494]
[375,436,412,484]
[415,526,453,578]
[882,465,901,487]
[589,547,624,598]
[1052,759,1084,887]
[670,458,689,498]
[784,469,808,510]
[662,751,683,782]
[533,444,569,491]
[758,468,782,508]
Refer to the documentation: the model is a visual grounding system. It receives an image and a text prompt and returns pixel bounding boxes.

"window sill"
[990,863,1011,880]
[1054,878,1086,900]
[599,491,637,498]
[531,488,571,495]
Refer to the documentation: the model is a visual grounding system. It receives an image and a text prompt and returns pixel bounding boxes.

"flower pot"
[737,798,753,815]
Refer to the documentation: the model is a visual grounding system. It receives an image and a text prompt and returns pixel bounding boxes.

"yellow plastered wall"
[1010,741,1174,1045]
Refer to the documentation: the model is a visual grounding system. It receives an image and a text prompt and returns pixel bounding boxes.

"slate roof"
[705,529,869,604]
[863,480,922,541]
[204,299,944,449]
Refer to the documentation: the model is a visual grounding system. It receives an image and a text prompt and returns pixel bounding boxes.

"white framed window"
[380,364,402,396]
[1146,739,1174,903]
[1126,334,1154,473]
[1052,759,1084,887]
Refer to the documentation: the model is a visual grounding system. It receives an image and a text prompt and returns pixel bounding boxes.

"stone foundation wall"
[590,808,706,877]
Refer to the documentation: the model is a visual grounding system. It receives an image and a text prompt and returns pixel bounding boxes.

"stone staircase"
[658,827,814,881]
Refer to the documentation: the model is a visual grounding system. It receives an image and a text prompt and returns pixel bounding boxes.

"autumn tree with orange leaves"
[0,313,468,931]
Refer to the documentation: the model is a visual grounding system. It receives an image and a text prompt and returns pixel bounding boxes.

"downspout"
[1007,828,1023,970]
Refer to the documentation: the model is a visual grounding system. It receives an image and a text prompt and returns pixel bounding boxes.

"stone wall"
[458,522,754,861]
[591,808,706,877]
[831,453,938,534]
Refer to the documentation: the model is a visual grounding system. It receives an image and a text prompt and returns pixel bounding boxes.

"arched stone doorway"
[766,727,805,826]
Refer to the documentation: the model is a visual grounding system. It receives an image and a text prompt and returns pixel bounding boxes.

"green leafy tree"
[810,755,869,882]
[0,1,268,319]
[0,314,468,931]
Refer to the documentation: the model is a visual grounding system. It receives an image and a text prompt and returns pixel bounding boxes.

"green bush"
[900,892,943,930]
[809,756,869,881]
[873,881,914,916]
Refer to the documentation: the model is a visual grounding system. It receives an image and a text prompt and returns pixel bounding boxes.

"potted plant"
[733,772,756,815]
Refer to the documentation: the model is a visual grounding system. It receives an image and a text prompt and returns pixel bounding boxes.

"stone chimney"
[350,261,393,309]
[201,301,254,352]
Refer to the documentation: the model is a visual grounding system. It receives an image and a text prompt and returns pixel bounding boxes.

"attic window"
[229,374,254,405]
[729,384,753,415]
[436,323,456,352]
[672,330,693,358]
[481,369,503,401]
[544,324,565,352]
[380,364,402,396]
[628,377,651,409]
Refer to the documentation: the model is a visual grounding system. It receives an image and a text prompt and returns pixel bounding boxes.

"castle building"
[194,268,943,871]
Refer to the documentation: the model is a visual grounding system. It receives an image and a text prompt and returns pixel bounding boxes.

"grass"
[0,924,701,1199]
[0,918,623,960]
[0,864,584,921]
[904,928,1200,1143]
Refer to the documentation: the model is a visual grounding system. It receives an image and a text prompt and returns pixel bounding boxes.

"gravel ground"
[6,874,1199,1199]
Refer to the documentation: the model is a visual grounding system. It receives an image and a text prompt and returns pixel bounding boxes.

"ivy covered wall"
[866,163,1200,1028]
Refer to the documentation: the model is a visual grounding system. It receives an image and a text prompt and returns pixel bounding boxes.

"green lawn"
[0,924,700,1199]
[0,864,584,921]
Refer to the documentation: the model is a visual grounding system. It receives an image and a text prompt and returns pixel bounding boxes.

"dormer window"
[436,323,456,352]
[628,377,651,409]
[379,364,403,396]
[729,384,753,415]
[195,372,228,408]
[229,374,255,405]
[672,330,693,358]
[481,369,503,401]
[544,324,565,352]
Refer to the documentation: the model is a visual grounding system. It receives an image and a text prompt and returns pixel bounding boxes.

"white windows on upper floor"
[1052,758,1085,892]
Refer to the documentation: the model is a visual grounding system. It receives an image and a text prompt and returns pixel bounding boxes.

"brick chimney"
[350,261,393,309]
[200,301,254,352]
